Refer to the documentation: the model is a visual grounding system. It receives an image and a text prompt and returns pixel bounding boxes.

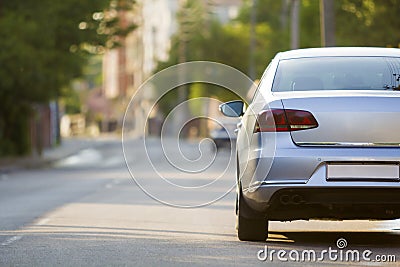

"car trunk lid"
[279,93,400,147]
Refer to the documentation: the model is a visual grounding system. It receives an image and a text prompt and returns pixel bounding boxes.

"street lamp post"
[249,0,257,81]
[320,0,335,47]
[290,0,300,49]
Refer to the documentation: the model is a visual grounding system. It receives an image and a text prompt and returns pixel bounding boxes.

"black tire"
[237,188,268,241]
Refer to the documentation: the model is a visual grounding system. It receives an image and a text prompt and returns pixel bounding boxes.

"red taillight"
[254,109,318,132]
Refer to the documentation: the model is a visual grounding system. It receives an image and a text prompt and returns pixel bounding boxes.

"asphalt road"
[0,137,399,266]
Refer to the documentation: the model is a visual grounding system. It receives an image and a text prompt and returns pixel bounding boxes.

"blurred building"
[102,0,242,135]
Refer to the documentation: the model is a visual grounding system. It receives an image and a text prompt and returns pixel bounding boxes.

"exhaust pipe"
[280,194,304,205]
[292,194,303,205]
[280,194,290,205]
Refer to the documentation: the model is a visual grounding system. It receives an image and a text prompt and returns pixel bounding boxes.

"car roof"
[275,47,400,60]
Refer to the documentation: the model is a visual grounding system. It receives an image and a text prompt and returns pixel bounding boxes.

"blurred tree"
[336,0,400,47]
[62,88,82,115]
[0,0,136,155]
[156,0,400,118]
[300,0,321,47]
[156,0,272,116]
[155,20,256,116]
[295,0,400,48]
[237,0,291,72]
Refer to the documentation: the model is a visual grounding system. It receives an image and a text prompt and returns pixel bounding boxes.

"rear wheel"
[237,188,268,241]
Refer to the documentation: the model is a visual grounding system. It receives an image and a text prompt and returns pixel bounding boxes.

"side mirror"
[219,100,245,117]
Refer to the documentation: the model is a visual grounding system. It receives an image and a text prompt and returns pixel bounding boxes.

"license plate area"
[327,163,400,181]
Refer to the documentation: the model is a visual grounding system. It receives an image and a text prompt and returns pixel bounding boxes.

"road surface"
[0,137,399,266]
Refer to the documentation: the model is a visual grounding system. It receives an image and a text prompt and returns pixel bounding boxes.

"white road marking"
[1,235,22,246]
[105,179,122,188]
[35,218,50,226]
[104,157,123,167]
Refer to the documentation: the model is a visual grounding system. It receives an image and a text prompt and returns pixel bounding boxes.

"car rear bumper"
[243,164,400,220]
[248,187,400,220]
[240,133,400,220]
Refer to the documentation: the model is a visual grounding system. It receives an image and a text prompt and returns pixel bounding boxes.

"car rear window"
[272,56,400,92]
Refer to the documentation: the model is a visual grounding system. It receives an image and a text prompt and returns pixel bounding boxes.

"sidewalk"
[0,135,121,173]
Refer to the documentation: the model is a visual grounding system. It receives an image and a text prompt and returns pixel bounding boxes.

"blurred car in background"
[209,118,240,150]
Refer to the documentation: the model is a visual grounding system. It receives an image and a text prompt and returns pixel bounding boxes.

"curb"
[0,137,120,173]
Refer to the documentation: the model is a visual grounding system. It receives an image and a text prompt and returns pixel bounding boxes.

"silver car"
[219,47,400,241]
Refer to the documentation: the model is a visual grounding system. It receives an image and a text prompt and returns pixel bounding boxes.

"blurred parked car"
[220,47,400,241]
[209,118,239,149]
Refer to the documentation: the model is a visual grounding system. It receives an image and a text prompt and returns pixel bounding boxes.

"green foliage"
[237,0,285,29]
[155,21,250,115]
[236,0,290,65]
[155,3,270,116]
[0,0,136,155]
[300,0,321,47]
[157,0,400,118]
[336,0,400,47]
[259,0,400,48]
[63,89,82,115]
[188,83,242,116]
